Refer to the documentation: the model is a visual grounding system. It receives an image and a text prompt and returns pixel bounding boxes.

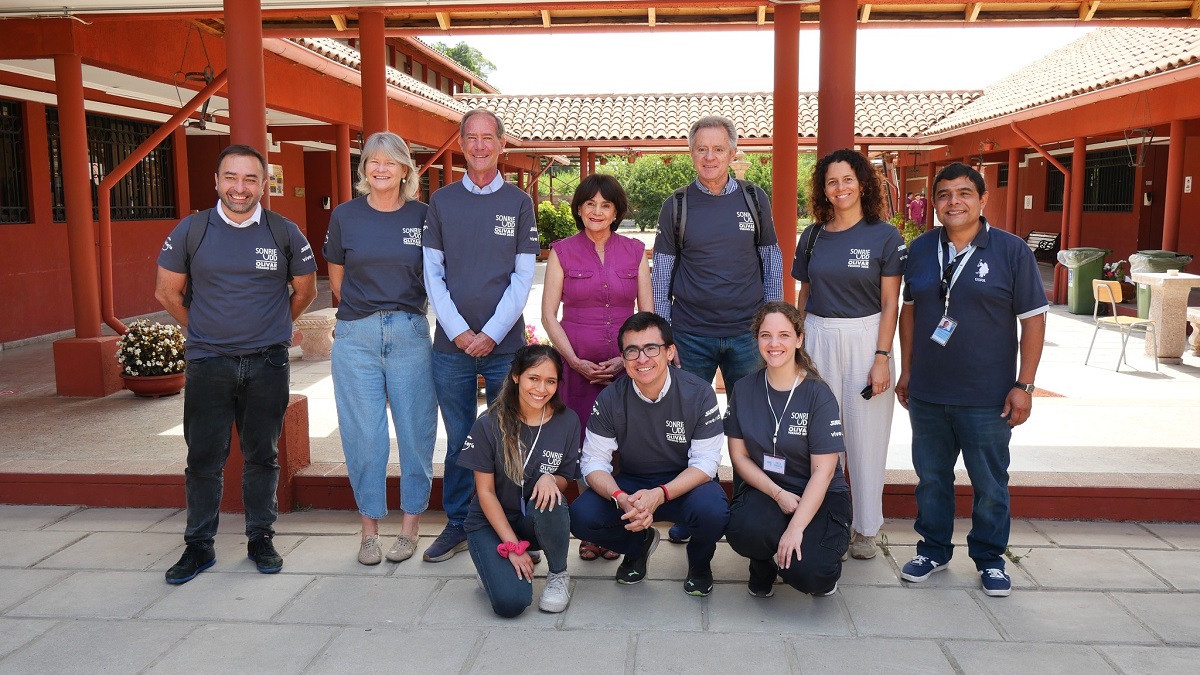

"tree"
[431,41,496,81]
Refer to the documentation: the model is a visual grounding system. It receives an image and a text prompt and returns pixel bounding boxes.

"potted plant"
[1102,259,1134,301]
[116,319,187,397]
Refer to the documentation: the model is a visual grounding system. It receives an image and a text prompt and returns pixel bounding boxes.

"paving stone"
[790,636,956,674]
[1141,523,1200,550]
[1099,645,1200,674]
[888,546,1034,591]
[142,572,314,622]
[837,551,905,586]
[380,538,481,579]
[148,533,305,575]
[0,618,193,675]
[310,627,482,674]
[1127,550,1200,590]
[944,641,1116,674]
[982,590,1156,643]
[879,518,1052,548]
[9,571,170,619]
[841,587,1001,640]
[273,509,370,535]
[144,509,242,534]
[0,505,79,530]
[635,631,792,674]
[1030,520,1172,549]
[469,629,631,674]
[1112,593,1200,644]
[0,531,85,567]
[420,578,561,628]
[705,581,851,636]
[276,535,397,576]
[642,538,745,581]
[560,579,703,631]
[34,532,183,571]
[44,507,177,532]
[277,576,438,626]
[1018,548,1167,591]
[0,618,55,659]
[0,569,68,611]
[145,622,335,675]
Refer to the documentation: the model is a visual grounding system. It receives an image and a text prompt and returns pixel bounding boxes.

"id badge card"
[931,316,958,346]
[763,455,786,474]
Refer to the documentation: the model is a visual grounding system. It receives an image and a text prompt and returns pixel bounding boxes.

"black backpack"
[668,179,766,298]
[182,208,293,307]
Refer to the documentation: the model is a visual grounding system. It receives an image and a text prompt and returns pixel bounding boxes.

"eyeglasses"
[940,251,967,300]
[621,343,666,361]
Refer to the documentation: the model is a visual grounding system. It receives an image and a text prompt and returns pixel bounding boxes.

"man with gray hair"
[651,114,783,544]
[422,109,539,562]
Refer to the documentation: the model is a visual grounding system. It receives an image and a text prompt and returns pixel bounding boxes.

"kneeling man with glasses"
[569,312,730,597]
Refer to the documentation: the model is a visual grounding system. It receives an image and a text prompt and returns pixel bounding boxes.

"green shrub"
[536,200,577,248]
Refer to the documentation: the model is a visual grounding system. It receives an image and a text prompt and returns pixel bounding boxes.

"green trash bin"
[1057,247,1111,314]
[1130,250,1193,318]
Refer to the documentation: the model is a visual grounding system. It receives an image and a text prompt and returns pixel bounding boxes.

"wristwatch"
[1013,381,1035,394]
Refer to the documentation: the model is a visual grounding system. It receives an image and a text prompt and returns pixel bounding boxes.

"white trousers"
[804,313,894,537]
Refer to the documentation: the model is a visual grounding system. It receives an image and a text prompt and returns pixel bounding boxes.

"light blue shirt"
[462,172,506,195]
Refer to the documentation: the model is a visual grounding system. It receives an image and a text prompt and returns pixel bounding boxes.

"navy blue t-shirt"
[158,208,317,359]
[792,219,907,318]
[322,196,428,321]
[902,220,1047,406]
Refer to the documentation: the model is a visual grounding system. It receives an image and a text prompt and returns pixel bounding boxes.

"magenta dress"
[551,230,645,442]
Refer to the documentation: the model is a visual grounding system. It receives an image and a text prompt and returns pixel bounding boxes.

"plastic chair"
[1084,279,1158,372]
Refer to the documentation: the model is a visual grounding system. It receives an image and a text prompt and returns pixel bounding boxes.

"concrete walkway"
[1,504,1198,674]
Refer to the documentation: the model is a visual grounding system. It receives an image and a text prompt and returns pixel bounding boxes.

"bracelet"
[875,350,890,357]
[773,487,784,500]
[496,540,531,558]
[658,484,671,501]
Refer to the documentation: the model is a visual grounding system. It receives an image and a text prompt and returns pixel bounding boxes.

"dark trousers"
[725,488,851,595]
[569,471,729,569]
[182,346,290,546]
[467,500,571,618]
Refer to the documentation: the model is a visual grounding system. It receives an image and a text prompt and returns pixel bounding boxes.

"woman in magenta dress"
[541,173,652,561]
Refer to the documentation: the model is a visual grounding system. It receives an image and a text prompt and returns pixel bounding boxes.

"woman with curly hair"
[790,149,906,561]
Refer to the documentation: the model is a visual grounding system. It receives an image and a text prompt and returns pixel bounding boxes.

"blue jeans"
[332,311,437,519]
[672,329,762,399]
[467,500,570,618]
[569,471,730,569]
[432,349,516,526]
[182,346,290,546]
[908,396,1013,570]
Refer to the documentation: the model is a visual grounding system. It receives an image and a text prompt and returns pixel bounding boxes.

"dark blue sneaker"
[247,534,283,574]
[668,523,690,544]
[423,523,468,562]
[901,554,947,583]
[979,567,1012,597]
[165,543,215,585]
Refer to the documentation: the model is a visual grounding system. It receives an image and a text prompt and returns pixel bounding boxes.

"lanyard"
[518,407,546,516]
[765,371,802,457]
[937,239,977,315]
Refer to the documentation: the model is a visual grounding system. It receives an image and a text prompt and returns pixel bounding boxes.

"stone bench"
[1188,307,1200,356]
[294,307,337,360]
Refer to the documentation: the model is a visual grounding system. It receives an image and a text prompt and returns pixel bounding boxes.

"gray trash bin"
[1057,248,1110,314]
[1130,251,1193,318]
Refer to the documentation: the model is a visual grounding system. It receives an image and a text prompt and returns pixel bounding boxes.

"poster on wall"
[268,164,284,196]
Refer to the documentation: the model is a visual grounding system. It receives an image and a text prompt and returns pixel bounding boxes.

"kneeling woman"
[457,344,582,616]
[724,302,852,597]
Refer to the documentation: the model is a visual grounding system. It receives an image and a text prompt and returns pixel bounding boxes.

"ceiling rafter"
[966,3,983,23]
[860,4,872,23]
[1080,1,1101,21]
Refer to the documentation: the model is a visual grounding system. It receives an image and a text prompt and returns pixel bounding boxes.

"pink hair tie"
[496,540,531,558]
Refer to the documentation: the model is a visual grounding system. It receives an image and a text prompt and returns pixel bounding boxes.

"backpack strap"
[802,222,825,263]
[668,186,689,301]
[182,209,212,308]
[261,209,295,281]
[737,179,766,283]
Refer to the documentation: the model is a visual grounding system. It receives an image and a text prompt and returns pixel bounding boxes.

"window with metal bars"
[0,98,29,224]
[997,163,1009,188]
[46,108,176,222]
[1045,149,1135,213]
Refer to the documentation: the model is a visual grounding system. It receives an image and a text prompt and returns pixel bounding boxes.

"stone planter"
[121,372,185,398]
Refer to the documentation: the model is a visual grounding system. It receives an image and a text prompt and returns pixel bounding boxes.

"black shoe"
[165,543,215,585]
[747,558,777,598]
[616,527,660,585]
[247,534,283,574]
[684,564,714,597]
[422,524,468,563]
[668,523,691,544]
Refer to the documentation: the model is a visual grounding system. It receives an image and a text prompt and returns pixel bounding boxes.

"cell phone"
[861,384,876,400]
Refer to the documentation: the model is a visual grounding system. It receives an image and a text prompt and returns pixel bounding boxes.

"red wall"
[303,150,336,276]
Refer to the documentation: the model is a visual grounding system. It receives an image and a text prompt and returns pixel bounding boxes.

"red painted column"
[516,168,525,190]
[579,146,590,180]
[1068,137,1086,248]
[1161,119,1185,251]
[925,168,936,228]
[442,152,455,188]
[224,0,267,155]
[1005,147,1021,233]
[773,2,801,303]
[335,123,352,204]
[817,1,857,158]
[359,11,388,136]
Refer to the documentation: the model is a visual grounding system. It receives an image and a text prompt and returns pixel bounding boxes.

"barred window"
[47,109,176,222]
[0,98,29,224]
[1045,149,1135,213]
[997,163,1009,188]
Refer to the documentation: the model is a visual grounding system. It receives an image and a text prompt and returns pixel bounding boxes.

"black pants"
[725,488,851,595]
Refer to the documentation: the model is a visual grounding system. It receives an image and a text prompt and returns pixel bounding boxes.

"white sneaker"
[539,570,571,613]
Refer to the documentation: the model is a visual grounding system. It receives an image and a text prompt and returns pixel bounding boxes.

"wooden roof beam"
[1191,1,1199,20]
[330,14,347,31]
[860,4,872,23]
[966,3,983,22]
[541,10,551,27]
[648,8,656,27]
[756,5,766,25]
[1080,1,1100,21]
[435,12,450,30]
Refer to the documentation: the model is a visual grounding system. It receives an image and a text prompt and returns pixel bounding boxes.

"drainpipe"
[1010,121,1071,304]
[97,71,229,335]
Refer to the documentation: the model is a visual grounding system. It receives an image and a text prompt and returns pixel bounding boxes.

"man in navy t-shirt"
[155,144,317,585]
[895,162,1046,598]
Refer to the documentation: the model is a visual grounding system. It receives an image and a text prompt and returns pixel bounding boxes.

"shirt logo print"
[255,247,279,271]
[976,260,990,282]
[162,236,173,252]
[737,211,755,232]
[665,420,687,443]
[402,227,422,246]
[847,248,871,269]
[494,214,516,237]
[788,411,809,436]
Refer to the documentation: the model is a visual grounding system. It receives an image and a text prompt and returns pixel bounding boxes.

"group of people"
[155,108,1046,616]
[905,191,928,226]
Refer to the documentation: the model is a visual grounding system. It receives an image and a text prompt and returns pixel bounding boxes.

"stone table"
[294,307,337,360]
[1131,271,1200,364]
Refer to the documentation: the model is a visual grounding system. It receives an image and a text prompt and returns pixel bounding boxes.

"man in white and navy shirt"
[569,312,730,597]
